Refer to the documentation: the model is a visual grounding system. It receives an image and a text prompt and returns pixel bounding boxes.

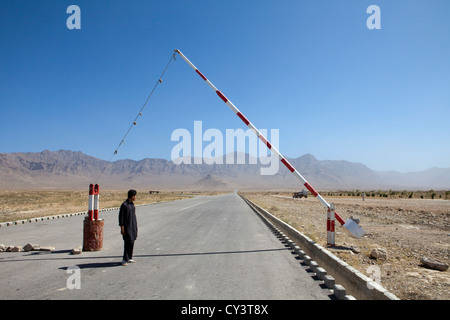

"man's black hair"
[128,189,137,199]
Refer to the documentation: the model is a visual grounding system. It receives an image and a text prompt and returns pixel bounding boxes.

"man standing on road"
[119,190,138,266]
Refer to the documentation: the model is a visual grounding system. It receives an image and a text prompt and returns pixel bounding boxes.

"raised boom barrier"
[174,49,365,239]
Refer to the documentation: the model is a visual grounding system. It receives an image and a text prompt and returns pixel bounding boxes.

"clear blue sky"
[1,0,449,172]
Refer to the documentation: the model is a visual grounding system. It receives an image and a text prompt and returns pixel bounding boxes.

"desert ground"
[1,189,448,300]
[0,189,191,223]
[244,191,449,300]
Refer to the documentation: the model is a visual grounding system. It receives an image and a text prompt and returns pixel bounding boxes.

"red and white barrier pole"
[174,49,365,239]
[88,183,94,221]
[93,184,99,220]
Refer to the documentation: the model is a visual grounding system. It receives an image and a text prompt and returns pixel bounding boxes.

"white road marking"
[179,201,211,212]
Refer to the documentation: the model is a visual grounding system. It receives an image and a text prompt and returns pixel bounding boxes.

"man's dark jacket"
[118,199,138,241]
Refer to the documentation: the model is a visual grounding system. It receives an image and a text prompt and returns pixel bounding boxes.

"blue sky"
[1,0,449,172]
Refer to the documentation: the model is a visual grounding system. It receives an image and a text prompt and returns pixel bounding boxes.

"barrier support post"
[88,184,94,221]
[327,203,336,247]
[83,183,104,251]
[93,184,99,220]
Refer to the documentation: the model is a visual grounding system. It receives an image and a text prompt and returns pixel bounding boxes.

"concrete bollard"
[286,239,294,249]
[315,267,327,280]
[324,275,336,289]
[333,284,346,300]
[298,250,306,259]
[303,255,312,265]
[309,261,319,273]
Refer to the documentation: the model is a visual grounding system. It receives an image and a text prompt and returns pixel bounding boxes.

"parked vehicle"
[293,190,308,198]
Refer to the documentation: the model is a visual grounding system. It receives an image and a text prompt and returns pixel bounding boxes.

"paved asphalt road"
[0,193,332,300]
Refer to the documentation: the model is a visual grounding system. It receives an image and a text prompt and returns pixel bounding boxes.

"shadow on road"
[59,261,122,270]
[2,247,287,268]
[135,247,287,258]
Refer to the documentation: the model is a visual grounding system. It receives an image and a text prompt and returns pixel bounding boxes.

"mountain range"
[0,150,449,191]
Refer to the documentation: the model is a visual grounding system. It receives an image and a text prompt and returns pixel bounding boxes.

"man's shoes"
[122,259,136,265]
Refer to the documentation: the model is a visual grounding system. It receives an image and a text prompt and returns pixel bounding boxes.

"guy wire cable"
[94,51,177,183]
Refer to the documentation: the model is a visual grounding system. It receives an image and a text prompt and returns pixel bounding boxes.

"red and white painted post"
[174,49,365,239]
[327,203,336,247]
[88,183,94,221]
[93,184,99,220]
[88,183,100,221]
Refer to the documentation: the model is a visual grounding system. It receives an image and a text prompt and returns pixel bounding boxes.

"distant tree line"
[322,189,450,200]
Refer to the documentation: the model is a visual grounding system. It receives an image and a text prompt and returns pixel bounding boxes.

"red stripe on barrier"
[258,135,272,149]
[196,69,207,81]
[216,90,228,103]
[335,212,345,225]
[281,158,295,173]
[330,220,335,232]
[304,182,319,197]
[237,112,250,126]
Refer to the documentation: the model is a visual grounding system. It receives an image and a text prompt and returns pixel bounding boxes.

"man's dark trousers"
[123,239,135,261]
